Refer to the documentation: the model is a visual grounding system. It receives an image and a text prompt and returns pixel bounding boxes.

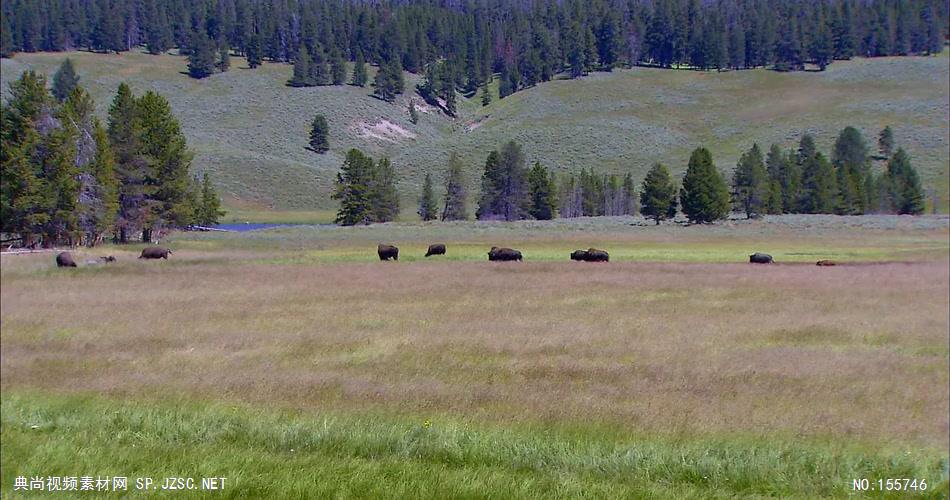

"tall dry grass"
[2,253,947,450]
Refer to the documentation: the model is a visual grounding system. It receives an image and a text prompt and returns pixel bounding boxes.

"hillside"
[3,50,948,217]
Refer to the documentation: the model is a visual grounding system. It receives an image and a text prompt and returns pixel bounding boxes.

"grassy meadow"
[2,50,948,214]
[2,216,949,497]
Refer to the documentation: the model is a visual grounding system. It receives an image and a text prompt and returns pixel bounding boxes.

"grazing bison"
[816,259,837,266]
[56,252,77,268]
[570,250,588,261]
[378,244,399,261]
[139,246,172,259]
[425,244,446,257]
[584,248,609,262]
[749,252,774,264]
[488,247,522,262]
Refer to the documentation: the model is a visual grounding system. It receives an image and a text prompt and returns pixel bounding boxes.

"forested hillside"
[2,0,947,102]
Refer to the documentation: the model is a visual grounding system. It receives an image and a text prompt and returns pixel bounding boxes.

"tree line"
[2,0,945,104]
[1,60,224,247]
[333,126,925,226]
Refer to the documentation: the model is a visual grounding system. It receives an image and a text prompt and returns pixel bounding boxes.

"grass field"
[2,50,948,214]
[2,216,948,497]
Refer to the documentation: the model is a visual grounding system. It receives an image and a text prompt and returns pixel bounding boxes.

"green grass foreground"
[2,393,947,499]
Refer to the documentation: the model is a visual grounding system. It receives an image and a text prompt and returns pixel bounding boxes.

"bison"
[378,244,399,261]
[425,244,446,257]
[749,252,774,264]
[56,252,77,268]
[139,246,172,259]
[584,248,609,262]
[570,250,588,261]
[488,246,522,262]
[816,259,837,266]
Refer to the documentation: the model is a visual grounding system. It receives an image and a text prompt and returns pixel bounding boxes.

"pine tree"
[878,126,894,158]
[246,33,263,68]
[107,83,148,243]
[799,152,838,213]
[639,163,678,224]
[310,44,330,85]
[309,114,329,153]
[766,144,798,213]
[52,59,80,102]
[217,44,231,72]
[527,162,557,220]
[373,57,403,102]
[289,45,313,87]
[680,147,730,223]
[332,148,375,225]
[417,172,438,221]
[137,90,194,239]
[369,157,399,222]
[86,121,119,243]
[811,20,834,70]
[732,143,769,218]
[330,49,347,85]
[187,31,216,79]
[831,126,869,214]
[351,50,367,87]
[480,84,491,106]
[408,101,419,124]
[0,14,14,58]
[442,153,468,221]
[885,148,924,215]
[476,150,503,220]
[197,171,225,225]
[621,173,637,215]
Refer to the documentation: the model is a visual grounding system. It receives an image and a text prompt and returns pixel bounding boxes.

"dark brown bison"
[425,244,446,257]
[749,252,774,264]
[139,246,172,259]
[378,244,399,261]
[488,247,522,261]
[584,248,609,262]
[55,252,77,267]
[570,250,588,261]
[816,259,836,266]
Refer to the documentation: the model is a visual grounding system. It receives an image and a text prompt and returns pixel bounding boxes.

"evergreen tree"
[680,147,730,223]
[187,31,216,79]
[309,114,329,153]
[885,148,924,214]
[732,143,769,218]
[476,142,529,221]
[246,33,263,68]
[52,59,80,102]
[766,144,798,213]
[309,44,330,85]
[136,90,194,239]
[799,152,838,213]
[369,157,399,222]
[878,126,894,158]
[330,49,347,85]
[476,150,503,220]
[289,45,313,87]
[639,163,677,224]
[217,44,231,72]
[811,20,834,70]
[408,101,419,124]
[480,84,491,106]
[831,126,869,214]
[107,83,148,243]
[527,162,557,220]
[417,172,438,221]
[622,173,637,215]
[442,153,468,221]
[1,13,14,58]
[351,50,367,86]
[373,57,403,102]
[196,172,225,225]
[332,148,375,225]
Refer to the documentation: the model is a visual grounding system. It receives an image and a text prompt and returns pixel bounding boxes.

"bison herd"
[53,246,171,268]
[52,245,836,268]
